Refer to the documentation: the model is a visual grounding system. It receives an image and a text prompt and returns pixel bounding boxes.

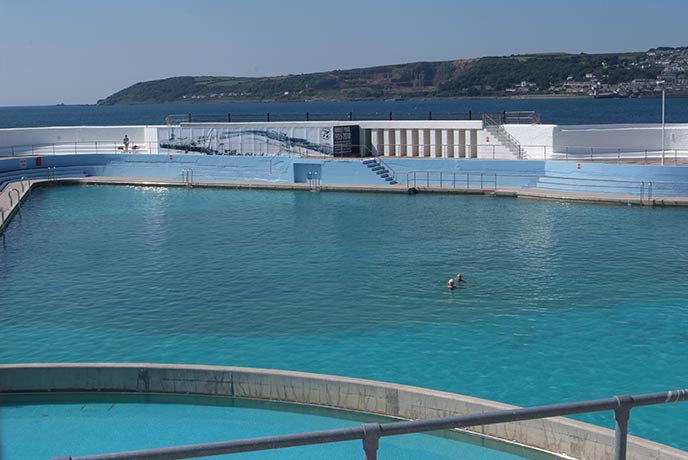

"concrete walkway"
[73,175,688,206]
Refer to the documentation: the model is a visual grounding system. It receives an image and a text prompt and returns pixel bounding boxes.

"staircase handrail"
[497,125,526,159]
[483,114,526,159]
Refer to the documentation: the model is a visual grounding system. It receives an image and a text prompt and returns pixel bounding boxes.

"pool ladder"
[307,171,321,191]
[638,181,654,206]
[1,178,31,235]
[181,168,194,188]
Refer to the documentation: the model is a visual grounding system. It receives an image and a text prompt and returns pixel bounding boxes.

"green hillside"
[98,48,683,104]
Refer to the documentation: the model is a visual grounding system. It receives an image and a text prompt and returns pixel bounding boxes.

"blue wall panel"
[2,154,688,197]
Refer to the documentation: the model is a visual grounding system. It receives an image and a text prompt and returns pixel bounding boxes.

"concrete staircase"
[484,125,527,160]
[482,113,527,160]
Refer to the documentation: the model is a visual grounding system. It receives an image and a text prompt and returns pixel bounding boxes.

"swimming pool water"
[1,393,531,460]
[1,185,687,449]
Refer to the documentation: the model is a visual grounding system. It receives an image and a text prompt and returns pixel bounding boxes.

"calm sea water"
[1,97,688,128]
[1,185,687,449]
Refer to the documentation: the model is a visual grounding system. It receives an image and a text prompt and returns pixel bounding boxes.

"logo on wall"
[320,128,331,140]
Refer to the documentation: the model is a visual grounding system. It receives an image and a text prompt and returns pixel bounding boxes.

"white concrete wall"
[502,124,557,160]
[500,124,688,160]
[3,121,688,161]
[0,126,157,155]
[477,129,523,160]
[553,124,688,154]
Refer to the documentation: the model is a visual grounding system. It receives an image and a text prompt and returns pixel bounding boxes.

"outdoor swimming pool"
[2,392,537,460]
[1,185,687,452]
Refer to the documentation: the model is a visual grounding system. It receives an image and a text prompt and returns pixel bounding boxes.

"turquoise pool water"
[2,393,532,460]
[1,185,687,450]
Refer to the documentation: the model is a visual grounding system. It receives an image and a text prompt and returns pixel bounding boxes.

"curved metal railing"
[52,389,688,460]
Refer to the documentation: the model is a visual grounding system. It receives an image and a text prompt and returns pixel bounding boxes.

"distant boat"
[593,92,624,99]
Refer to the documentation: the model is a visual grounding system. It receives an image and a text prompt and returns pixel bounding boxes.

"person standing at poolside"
[123,134,130,153]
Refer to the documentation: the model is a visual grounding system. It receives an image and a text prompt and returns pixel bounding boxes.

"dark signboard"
[332,125,360,156]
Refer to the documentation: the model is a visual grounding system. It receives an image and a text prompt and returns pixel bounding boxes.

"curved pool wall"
[1,363,686,460]
[2,153,688,196]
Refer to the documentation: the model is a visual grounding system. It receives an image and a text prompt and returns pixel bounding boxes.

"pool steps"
[362,158,398,184]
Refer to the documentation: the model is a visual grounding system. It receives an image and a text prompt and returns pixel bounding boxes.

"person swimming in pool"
[447,273,466,290]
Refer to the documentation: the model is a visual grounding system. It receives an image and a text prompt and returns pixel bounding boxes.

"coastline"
[94,93,675,106]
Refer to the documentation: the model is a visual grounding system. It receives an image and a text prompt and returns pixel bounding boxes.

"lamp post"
[658,80,666,166]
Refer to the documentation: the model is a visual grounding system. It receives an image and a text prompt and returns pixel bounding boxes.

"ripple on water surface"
[1,185,687,449]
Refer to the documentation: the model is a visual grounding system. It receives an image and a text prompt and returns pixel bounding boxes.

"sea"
[0,97,688,128]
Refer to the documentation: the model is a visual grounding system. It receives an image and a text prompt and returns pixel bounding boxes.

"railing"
[401,171,688,202]
[181,168,194,187]
[307,170,321,190]
[483,113,526,159]
[551,147,688,165]
[8,187,21,212]
[0,140,151,157]
[52,389,688,460]
[1,139,687,165]
[406,171,497,190]
[0,140,503,160]
[165,111,540,124]
[374,155,396,179]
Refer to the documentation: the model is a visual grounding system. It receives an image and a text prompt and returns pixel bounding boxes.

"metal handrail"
[399,171,688,202]
[0,140,150,157]
[2,139,687,164]
[52,389,688,460]
[483,113,526,159]
[374,155,395,179]
[181,168,194,186]
[406,171,498,190]
[500,125,525,159]
[307,170,321,190]
[8,187,21,208]
[403,171,684,187]
[552,148,688,165]
[166,111,540,123]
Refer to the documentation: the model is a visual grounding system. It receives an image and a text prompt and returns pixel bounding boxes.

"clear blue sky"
[0,0,685,106]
